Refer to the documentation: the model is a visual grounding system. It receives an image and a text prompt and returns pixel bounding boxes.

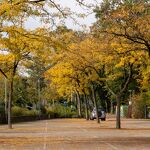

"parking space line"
[77,126,88,133]
[104,142,119,150]
[93,135,118,150]
[82,128,88,132]
[43,120,48,150]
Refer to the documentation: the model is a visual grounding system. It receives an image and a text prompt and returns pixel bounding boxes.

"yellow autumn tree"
[45,32,106,120]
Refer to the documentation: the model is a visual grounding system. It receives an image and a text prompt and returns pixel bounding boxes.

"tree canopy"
[0,0,149,129]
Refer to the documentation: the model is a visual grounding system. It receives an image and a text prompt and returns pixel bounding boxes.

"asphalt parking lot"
[0,116,150,150]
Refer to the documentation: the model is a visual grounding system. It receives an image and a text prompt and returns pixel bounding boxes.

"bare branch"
[105,82,116,97]
[0,68,8,79]
[120,63,133,94]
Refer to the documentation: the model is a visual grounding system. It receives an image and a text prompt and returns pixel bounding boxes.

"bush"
[46,107,55,118]
[12,106,39,117]
[12,104,78,119]
[24,109,39,116]
[40,106,47,114]
[46,104,78,118]
[132,95,145,119]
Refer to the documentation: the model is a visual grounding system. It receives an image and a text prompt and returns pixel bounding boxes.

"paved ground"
[0,116,150,150]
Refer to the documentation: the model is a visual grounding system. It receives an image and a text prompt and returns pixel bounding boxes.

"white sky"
[25,0,100,31]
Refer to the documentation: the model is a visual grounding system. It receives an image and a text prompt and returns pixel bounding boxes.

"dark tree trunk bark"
[105,101,108,113]
[4,78,8,121]
[110,100,114,114]
[84,94,89,120]
[91,86,100,123]
[76,91,82,118]
[116,95,121,129]
[8,79,13,129]
[74,94,77,110]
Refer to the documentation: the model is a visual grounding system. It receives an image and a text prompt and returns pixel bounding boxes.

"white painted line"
[104,142,119,150]
[43,120,48,150]
[93,136,118,150]
[82,128,88,132]
[93,136,98,138]
[77,126,88,132]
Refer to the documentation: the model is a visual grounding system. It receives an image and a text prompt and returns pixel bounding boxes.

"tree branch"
[120,63,133,94]
[0,68,8,79]
[105,82,116,97]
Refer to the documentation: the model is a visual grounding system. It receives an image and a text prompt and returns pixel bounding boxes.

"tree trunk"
[110,100,114,114]
[116,95,121,129]
[84,94,89,120]
[91,86,100,123]
[105,100,108,113]
[4,78,8,121]
[8,79,13,129]
[76,91,82,118]
[37,78,41,110]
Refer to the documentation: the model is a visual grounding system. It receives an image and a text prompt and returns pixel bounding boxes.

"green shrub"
[12,106,24,116]
[12,106,39,117]
[40,106,47,114]
[24,109,39,116]
[46,104,78,118]
[46,107,55,118]
[132,95,145,119]
[12,104,78,118]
